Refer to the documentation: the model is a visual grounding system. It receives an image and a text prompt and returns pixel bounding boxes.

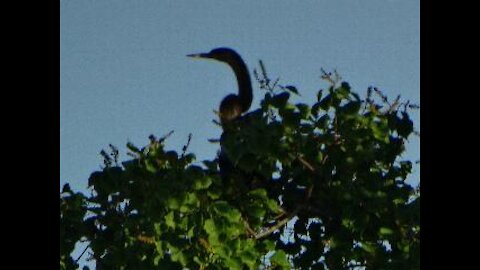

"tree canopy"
[60,65,419,270]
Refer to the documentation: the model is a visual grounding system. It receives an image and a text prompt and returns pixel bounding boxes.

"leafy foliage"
[61,65,419,269]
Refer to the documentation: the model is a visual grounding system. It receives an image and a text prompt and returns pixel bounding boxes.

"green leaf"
[284,85,299,95]
[185,192,199,206]
[340,81,351,90]
[398,112,414,137]
[185,152,196,162]
[187,226,195,238]
[204,219,216,235]
[179,205,191,214]
[165,211,176,229]
[207,188,222,200]
[317,89,323,101]
[262,240,276,251]
[61,183,72,194]
[318,94,332,110]
[224,257,243,270]
[126,142,141,154]
[351,91,361,101]
[153,254,162,266]
[247,188,268,199]
[166,197,180,210]
[165,150,179,162]
[168,245,188,266]
[296,103,310,119]
[193,176,212,190]
[379,227,394,235]
[204,219,220,245]
[271,250,290,269]
[341,218,354,229]
[144,159,157,173]
[213,201,241,223]
[337,82,351,97]
[311,103,321,118]
[360,242,376,254]
[316,114,330,129]
[371,121,389,143]
[340,101,361,116]
[271,92,291,108]
[266,198,281,213]
[248,205,266,219]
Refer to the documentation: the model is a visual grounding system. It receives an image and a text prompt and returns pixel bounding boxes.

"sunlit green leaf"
[296,103,310,119]
[165,211,176,229]
[379,227,394,235]
[193,176,212,190]
[271,250,290,268]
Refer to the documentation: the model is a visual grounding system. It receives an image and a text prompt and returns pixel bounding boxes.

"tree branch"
[255,185,314,240]
[243,219,256,237]
[297,155,315,172]
[254,206,301,240]
[74,244,90,263]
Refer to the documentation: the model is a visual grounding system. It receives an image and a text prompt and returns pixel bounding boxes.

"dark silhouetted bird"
[188,47,253,182]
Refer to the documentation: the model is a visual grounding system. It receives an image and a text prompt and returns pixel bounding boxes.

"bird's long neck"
[229,58,252,113]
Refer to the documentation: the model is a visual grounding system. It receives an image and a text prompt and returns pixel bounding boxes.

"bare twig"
[74,244,90,263]
[273,207,288,220]
[387,95,401,113]
[297,156,315,172]
[297,153,328,173]
[243,219,256,237]
[198,238,211,251]
[321,154,329,165]
[254,208,300,240]
[181,133,193,157]
[149,131,174,147]
[271,77,280,90]
[159,130,174,143]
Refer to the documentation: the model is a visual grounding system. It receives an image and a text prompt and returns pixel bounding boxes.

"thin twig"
[254,208,300,240]
[273,208,287,220]
[297,153,329,173]
[243,219,256,237]
[159,130,174,143]
[297,156,315,172]
[208,138,220,144]
[181,133,193,157]
[74,244,90,263]
[321,154,329,165]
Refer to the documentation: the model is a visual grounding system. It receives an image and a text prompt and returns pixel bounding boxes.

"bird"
[187,47,253,125]
[187,47,253,183]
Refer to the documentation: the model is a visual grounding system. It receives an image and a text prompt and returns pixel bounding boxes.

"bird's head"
[187,47,241,65]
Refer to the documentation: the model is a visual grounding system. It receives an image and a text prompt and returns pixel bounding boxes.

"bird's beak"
[186,52,211,59]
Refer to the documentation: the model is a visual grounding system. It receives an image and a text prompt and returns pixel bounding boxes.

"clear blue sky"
[61,1,419,265]
[61,0,419,192]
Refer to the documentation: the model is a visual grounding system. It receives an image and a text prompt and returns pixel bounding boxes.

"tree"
[60,65,419,270]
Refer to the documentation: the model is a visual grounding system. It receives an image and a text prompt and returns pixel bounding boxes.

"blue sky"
[61,0,418,265]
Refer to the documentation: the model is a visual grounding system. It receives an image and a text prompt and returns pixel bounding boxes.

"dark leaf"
[284,85,299,95]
